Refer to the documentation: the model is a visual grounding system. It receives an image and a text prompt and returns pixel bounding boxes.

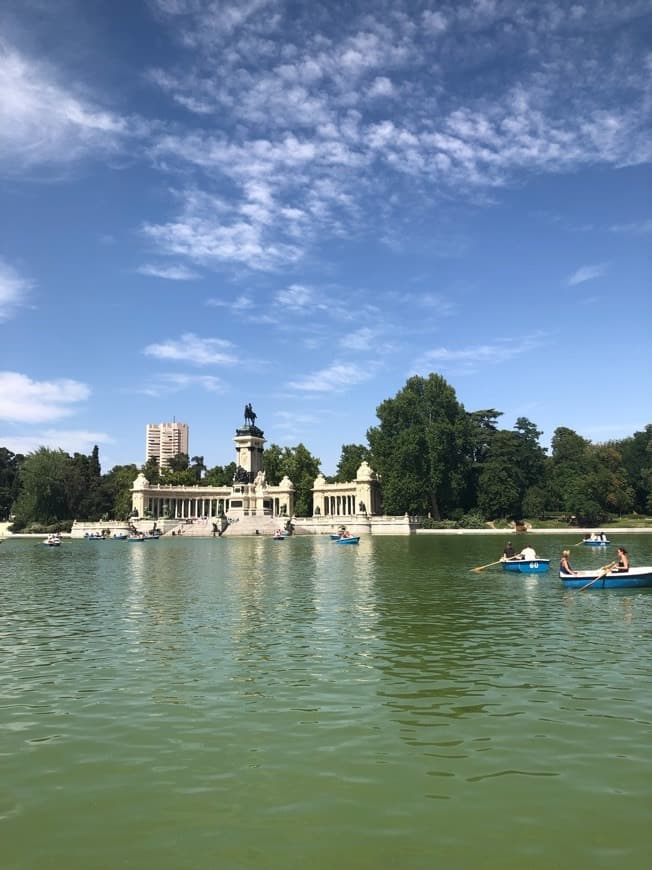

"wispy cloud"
[610,219,652,236]
[340,327,375,351]
[289,361,377,392]
[275,284,315,309]
[0,372,90,422]
[142,1,652,274]
[413,334,545,375]
[144,332,237,366]
[206,294,255,312]
[136,372,224,396]
[0,257,32,321]
[566,263,607,286]
[137,263,200,280]
[0,46,132,172]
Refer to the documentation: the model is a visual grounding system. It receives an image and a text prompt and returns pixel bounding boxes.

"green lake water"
[2,533,652,869]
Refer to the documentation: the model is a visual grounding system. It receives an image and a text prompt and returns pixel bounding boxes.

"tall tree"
[262,443,320,515]
[167,452,190,473]
[0,448,24,521]
[190,455,206,482]
[204,462,237,486]
[367,373,471,518]
[334,444,370,483]
[12,448,71,528]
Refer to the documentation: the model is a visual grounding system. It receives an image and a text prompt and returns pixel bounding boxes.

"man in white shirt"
[520,545,537,560]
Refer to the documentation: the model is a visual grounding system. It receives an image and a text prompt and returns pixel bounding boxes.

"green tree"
[100,464,139,519]
[12,448,71,528]
[476,430,523,518]
[334,444,370,483]
[367,373,471,518]
[191,455,206,482]
[167,453,189,473]
[262,444,285,486]
[204,462,237,486]
[617,425,652,513]
[141,456,161,484]
[280,444,321,517]
[263,443,321,515]
[0,448,24,521]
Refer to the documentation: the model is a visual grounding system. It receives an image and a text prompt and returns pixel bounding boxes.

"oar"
[578,561,617,592]
[471,558,504,573]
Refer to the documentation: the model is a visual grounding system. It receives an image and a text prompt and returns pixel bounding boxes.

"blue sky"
[1,0,650,475]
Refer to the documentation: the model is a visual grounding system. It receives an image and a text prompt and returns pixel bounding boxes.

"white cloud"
[0,258,31,321]
[0,372,90,422]
[413,335,546,374]
[137,263,200,280]
[275,284,314,308]
[610,219,652,235]
[206,294,255,312]
[0,429,113,456]
[566,263,607,286]
[143,332,237,366]
[340,328,375,351]
[0,46,131,171]
[137,373,224,396]
[289,362,377,392]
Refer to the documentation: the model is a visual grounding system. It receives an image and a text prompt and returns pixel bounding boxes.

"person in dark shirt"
[503,541,515,559]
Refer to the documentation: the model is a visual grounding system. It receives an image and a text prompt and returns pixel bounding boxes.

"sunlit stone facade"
[311,461,382,519]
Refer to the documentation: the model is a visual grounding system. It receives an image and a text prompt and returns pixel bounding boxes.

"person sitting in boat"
[560,550,576,575]
[503,541,516,559]
[613,547,629,572]
[341,530,352,539]
[518,545,537,561]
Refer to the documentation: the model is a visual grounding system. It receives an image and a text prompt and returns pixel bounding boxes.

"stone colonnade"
[312,461,382,519]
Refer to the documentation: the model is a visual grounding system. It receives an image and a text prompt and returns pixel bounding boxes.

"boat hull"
[335,536,360,545]
[582,540,610,546]
[503,559,550,573]
[560,568,652,589]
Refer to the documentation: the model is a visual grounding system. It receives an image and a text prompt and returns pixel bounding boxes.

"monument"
[130,406,295,525]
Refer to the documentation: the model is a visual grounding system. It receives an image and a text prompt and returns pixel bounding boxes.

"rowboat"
[502,558,549,574]
[43,534,61,547]
[335,536,360,545]
[330,533,343,540]
[582,538,610,546]
[560,567,652,589]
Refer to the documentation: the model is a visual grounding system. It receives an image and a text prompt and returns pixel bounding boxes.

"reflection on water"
[1,534,652,869]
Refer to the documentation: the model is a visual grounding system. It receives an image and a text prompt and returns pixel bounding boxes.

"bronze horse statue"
[244,403,257,427]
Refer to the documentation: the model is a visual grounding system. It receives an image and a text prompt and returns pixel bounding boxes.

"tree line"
[2,373,650,531]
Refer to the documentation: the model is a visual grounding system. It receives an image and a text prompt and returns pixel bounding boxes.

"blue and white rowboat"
[503,558,550,574]
[560,567,652,589]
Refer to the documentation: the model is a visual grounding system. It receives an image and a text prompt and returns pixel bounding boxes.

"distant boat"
[502,558,550,574]
[43,534,61,547]
[560,567,652,589]
[86,533,103,540]
[127,536,145,542]
[335,536,360,545]
[112,533,128,540]
[330,533,343,540]
[582,537,610,546]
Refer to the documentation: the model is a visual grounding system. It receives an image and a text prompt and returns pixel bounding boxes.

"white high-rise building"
[146,422,189,468]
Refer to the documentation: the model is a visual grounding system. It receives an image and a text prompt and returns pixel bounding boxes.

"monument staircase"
[167,515,287,538]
